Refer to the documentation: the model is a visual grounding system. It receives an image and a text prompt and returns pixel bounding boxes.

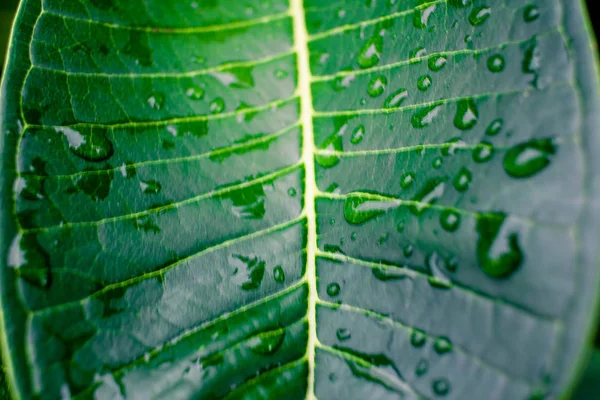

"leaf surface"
[1,0,600,399]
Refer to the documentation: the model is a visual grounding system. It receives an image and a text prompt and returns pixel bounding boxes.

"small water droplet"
[428,55,447,71]
[433,378,451,396]
[440,210,460,232]
[336,328,351,341]
[327,282,341,297]
[410,329,427,347]
[523,40,541,87]
[503,138,556,178]
[487,54,505,73]
[400,172,415,189]
[383,88,408,109]
[351,125,365,144]
[417,75,433,91]
[486,119,503,136]
[357,36,384,68]
[330,218,336,226]
[472,141,494,163]
[403,244,414,258]
[453,167,472,192]
[367,75,387,97]
[524,5,540,22]
[476,213,523,278]
[413,4,437,28]
[448,0,473,8]
[140,180,161,194]
[432,157,442,169]
[273,265,285,283]
[469,6,491,26]
[411,47,427,59]
[147,92,165,110]
[288,187,297,197]
[454,98,478,130]
[209,98,225,114]
[396,221,405,232]
[186,86,205,100]
[351,232,357,241]
[433,337,452,354]
[274,68,288,79]
[415,359,429,376]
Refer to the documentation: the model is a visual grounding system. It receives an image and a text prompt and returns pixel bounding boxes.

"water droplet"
[428,55,447,71]
[524,5,540,22]
[396,221,405,232]
[486,119,503,136]
[327,282,341,297]
[410,329,427,347]
[432,157,442,169]
[469,6,491,26]
[433,337,452,354]
[367,75,387,97]
[433,378,451,396]
[350,232,357,241]
[476,213,523,278]
[248,329,286,355]
[411,47,427,59]
[448,0,473,8]
[230,254,266,290]
[140,180,161,194]
[351,125,365,144]
[209,97,225,114]
[357,36,383,68]
[274,68,288,79]
[523,40,541,87]
[315,126,345,168]
[329,218,336,226]
[332,73,357,91]
[383,88,408,109]
[344,194,396,224]
[403,244,414,258]
[288,187,297,197]
[400,172,415,189]
[413,4,437,28]
[192,55,206,64]
[147,92,165,110]
[487,54,505,73]
[185,86,205,100]
[453,167,472,192]
[409,178,446,215]
[503,138,556,178]
[441,137,467,156]
[440,210,460,232]
[454,98,478,130]
[55,127,114,162]
[273,265,285,283]
[472,141,494,163]
[71,168,113,201]
[427,252,453,289]
[415,359,428,376]
[411,104,443,128]
[336,328,351,341]
[372,266,407,281]
[446,257,458,272]
[417,75,433,91]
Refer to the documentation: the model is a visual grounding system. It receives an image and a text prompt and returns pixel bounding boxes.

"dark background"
[0,0,599,399]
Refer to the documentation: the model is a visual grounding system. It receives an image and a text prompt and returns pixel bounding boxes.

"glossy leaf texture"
[1,0,600,399]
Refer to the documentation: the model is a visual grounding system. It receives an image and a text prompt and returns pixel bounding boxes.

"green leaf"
[1,0,599,399]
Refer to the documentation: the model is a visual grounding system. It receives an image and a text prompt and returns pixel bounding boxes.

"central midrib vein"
[290,0,318,398]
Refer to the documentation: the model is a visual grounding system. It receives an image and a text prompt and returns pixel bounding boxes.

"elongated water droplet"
[274,68,288,79]
[487,54,505,72]
[344,194,396,224]
[413,4,437,28]
[56,127,114,162]
[273,265,285,283]
[476,213,523,278]
[249,329,286,355]
[410,179,446,215]
[351,125,365,144]
[336,328,351,341]
[417,75,432,91]
[412,104,443,128]
[453,167,472,192]
[327,282,341,296]
[428,55,447,71]
[383,88,408,109]
[367,75,387,97]
[415,359,428,376]
[469,6,491,26]
[454,98,478,130]
[315,125,346,168]
[503,138,556,178]
[357,36,383,68]
[288,187,297,197]
[486,119,503,136]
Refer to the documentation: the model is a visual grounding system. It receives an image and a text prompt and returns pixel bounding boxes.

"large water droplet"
[56,127,114,162]
[230,254,266,290]
[344,194,396,224]
[409,179,446,215]
[383,88,408,109]
[469,6,491,26]
[476,213,523,278]
[248,329,286,355]
[411,104,443,128]
[71,168,113,201]
[357,36,383,68]
[316,124,346,168]
[367,75,387,97]
[503,138,556,178]
[209,98,225,114]
[454,98,478,130]
[413,4,437,28]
